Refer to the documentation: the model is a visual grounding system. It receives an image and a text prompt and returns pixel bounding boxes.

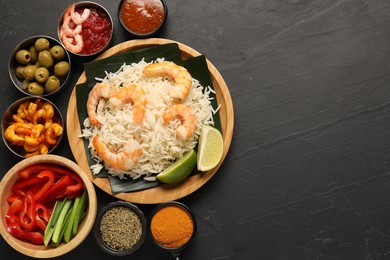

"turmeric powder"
[150,204,194,248]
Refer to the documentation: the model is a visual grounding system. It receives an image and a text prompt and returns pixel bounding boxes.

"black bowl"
[57,1,113,57]
[94,201,147,256]
[149,201,197,258]
[9,35,71,97]
[117,0,168,38]
[1,96,64,158]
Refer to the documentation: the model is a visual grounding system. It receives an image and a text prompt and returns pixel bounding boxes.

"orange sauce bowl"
[117,0,168,38]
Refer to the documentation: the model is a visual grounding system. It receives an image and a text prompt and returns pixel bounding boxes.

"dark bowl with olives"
[1,96,64,158]
[57,1,114,57]
[9,35,71,97]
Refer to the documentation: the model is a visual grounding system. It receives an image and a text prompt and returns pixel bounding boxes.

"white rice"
[81,59,216,180]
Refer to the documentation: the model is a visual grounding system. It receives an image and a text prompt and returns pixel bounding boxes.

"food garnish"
[197,125,224,172]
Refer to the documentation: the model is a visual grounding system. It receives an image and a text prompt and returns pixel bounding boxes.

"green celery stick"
[52,199,73,244]
[72,191,88,235]
[52,206,73,247]
[44,198,66,246]
[63,194,81,242]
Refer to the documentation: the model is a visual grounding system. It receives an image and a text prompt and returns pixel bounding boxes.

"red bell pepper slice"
[7,198,23,216]
[38,175,73,204]
[35,203,50,222]
[18,163,84,197]
[19,192,36,231]
[33,170,55,201]
[5,215,44,245]
[11,176,45,192]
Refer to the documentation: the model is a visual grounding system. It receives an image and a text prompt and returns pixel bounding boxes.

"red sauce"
[120,0,165,35]
[80,7,112,54]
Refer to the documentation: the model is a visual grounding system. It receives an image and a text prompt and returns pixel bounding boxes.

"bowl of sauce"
[58,1,113,57]
[118,0,168,38]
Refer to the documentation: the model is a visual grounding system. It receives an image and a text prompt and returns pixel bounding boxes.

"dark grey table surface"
[1,0,390,259]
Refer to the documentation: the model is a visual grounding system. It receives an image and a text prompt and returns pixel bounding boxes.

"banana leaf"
[75,43,221,194]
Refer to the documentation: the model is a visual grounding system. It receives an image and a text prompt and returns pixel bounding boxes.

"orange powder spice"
[150,205,194,248]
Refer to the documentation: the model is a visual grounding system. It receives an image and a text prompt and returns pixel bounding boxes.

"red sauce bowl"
[57,1,113,57]
[118,0,168,38]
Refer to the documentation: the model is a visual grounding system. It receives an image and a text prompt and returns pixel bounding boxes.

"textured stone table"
[1,1,390,259]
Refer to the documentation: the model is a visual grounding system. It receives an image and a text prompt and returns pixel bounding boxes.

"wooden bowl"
[66,38,234,204]
[0,154,97,258]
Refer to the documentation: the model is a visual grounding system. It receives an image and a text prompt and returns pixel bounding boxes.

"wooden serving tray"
[66,38,234,204]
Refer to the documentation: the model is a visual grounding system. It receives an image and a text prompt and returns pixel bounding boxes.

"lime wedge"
[197,125,224,172]
[156,150,197,183]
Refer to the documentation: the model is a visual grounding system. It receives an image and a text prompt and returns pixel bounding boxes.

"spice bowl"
[117,0,168,38]
[9,35,71,97]
[94,201,147,256]
[149,201,197,258]
[2,96,64,158]
[57,1,113,57]
[0,154,97,258]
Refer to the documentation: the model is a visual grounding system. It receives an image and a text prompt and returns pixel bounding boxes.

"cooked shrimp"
[143,61,192,101]
[109,85,147,124]
[60,32,84,54]
[44,123,63,145]
[70,4,90,25]
[87,83,118,126]
[61,6,82,36]
[42,101,54,128]
[162,104,197,139]
[4,123,33,145]
[92,135,141,171]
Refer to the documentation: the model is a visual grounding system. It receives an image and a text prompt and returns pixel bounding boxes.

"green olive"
[38,50,53,68]
[34,67,50,83]
[15,66,25,79]
[54,61,69,77]
[50,45,66,60]
[15,50,31,64]
[34,38,50,52]
[27,82,44,95]
[23,65,37,81]
[22,79,31,91]
[29,46,38,63]
[45,75,61,93]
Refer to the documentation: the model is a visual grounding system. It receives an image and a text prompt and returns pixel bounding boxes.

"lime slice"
[156,150,197,183]
[197,125,224,172]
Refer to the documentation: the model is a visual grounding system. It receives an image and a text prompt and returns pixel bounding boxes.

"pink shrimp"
[61,6,82,36]
[87,83,118,126]
[60,32,84,54]
[162,104,197,139]
[70,4,91,25]
[109,85,147,124]
[92,135,141,171]
[143,61,193,101]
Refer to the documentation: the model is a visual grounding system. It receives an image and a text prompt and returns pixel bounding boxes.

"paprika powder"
[150,203,195,249]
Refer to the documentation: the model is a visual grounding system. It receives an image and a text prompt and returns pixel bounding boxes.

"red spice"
[120,0,165,35]
[80,7,112,54]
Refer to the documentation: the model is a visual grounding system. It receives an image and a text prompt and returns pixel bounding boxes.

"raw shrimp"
[87,83,118,126]
[70,4,91,25]
[143,61,192,101]
[162,104,197,139]
[92,135,141,171]
[109,85,147,124]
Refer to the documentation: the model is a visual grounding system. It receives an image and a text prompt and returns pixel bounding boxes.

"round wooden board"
[66,38,234,204]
